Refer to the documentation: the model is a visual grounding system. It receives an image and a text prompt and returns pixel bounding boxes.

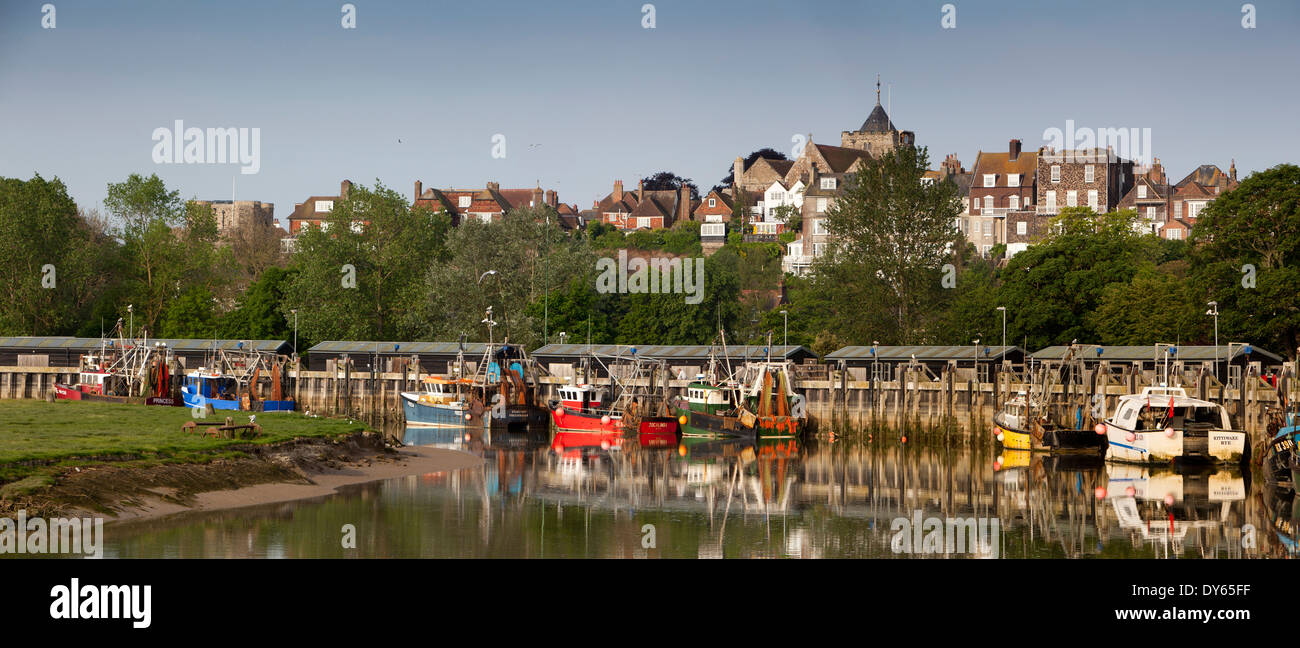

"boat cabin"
[558,385,604,410]
[686,384,731,414]
[76,371,110,394]
[1110,387,1231,432]
[184,372,238,402]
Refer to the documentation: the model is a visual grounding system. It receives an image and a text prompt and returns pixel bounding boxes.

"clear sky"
[2,0,1297,228]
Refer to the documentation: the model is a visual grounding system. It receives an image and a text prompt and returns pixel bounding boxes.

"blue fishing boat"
[400,377,489,427]
[182,371,295,412]
[1264,410,1299,487]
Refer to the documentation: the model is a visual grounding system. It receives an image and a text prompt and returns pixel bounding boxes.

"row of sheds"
[0,337,1287,378]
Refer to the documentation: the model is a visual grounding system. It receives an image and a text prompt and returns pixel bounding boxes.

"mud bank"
[0,433,483,521]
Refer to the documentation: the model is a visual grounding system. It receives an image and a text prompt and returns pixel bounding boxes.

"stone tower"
[841,75,915,155]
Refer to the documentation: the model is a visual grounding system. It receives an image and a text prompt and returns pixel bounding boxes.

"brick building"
[966,139,1038,257]
[412,180,568,227]
[1035,148,1134,216]
[286,179,353,236]
[588,180,694,231]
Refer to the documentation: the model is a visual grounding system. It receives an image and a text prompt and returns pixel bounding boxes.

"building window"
[771,191,784,202]
[1066,190,1078,207]
[1174,202,1182,218]
[1137,185,1147,198]
[1006,174,1019,188]
[981,245,992,257]
[1009,195,1019,210]
[1017,221,1027,236]
[458,196,472,208]
[1188,201,1207,219]
[708,198,716,208]
[820,178,836,190]
[983,174,996,187]
[1088,190,1098,210]
[1146,206,1155,219]
[813,219,828,235]
[983,196,993,211]
[1085,165,1095,183]
[315,200,333,213]
[982,220,992,236]
[701,223,725,237]
[816,198,828,213]
[813,243,826,256]
[1168,228,1183,240]
[1046,191,1056,209]
[1051,165,1060,183]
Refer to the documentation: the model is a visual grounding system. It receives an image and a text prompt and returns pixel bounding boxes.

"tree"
[282,181,451,341]
[771,203,801,234]
[0,175,113,335]
[219,267,299,340]
[997,208,1159,349]
[640,171,700,202]
[1090,262,1204,345]
[417,207,589,347]
[809,145,962,344]
[1189,164,1300,356]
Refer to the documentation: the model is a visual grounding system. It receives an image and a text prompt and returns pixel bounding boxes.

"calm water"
[98,425,1299,559]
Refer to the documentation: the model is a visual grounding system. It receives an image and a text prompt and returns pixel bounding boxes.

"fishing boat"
[54,322,180,406]
[673,333,803,439]
[1101,386,1248,464]
[993,393,1105,453]
[180,347,295,412]
[550,383,621,432]
[400,376,481,427]
[1102,463,1247,555]
[1262,409,1299,487]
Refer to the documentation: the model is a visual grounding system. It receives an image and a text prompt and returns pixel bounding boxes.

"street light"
[1206,301,1219,381]
[127,304,133,340]
[290,309,298,357]
[995,306,1007,356]
[779,310,788,347]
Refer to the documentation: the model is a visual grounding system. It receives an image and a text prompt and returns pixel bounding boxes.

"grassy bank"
[0,400,368,489]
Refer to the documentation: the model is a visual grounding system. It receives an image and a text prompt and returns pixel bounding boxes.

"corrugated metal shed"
[825,345,1022,362]
[303,341,529,372]
[0,337,291,368]
[531,343,816,362]
[1029,344,1283,363]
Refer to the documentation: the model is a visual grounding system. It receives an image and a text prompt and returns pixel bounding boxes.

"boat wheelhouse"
[549,383,622,433]
[1101,386,1247,464]
[182,370,295,412]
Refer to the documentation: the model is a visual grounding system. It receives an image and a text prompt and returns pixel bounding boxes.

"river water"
[99,425,1298,559]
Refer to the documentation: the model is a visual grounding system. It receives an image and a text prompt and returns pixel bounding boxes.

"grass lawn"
[0,400,369,485]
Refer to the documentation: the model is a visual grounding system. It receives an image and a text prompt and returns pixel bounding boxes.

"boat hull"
[1264,427,1298,485]
[551,406,622,433]
[491,404,550,429]
[1104,426,1247,464]
[55,383,179,406]
[401,392,484,428]
[994,420,1105,453]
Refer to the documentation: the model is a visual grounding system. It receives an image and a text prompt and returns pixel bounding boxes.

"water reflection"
[97,425,1296,559]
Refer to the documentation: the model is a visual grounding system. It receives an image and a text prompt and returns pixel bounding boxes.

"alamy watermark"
[596,249,705,305]
[1,510,104,558]
[890,511,999,557]
[1042,119,1152,165]
[151,120,261,174]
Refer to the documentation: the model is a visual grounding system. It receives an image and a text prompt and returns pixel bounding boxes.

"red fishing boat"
[549,384,622,432]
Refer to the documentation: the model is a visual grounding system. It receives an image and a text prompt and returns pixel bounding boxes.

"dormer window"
[820,178,837,190]
[983,174,996,187]
[1137,185,1147,198]
[458,196,471,208]
[315,200,333,213]
[1006,174,1019,188]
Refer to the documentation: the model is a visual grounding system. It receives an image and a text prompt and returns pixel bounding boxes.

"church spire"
[875,74,881,105]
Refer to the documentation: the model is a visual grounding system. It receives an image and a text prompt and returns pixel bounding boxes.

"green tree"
[1189,164,1300,357]
[809,145,961,344]
[283,181,451,341]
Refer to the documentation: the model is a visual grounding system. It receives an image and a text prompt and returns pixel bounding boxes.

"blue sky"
[2,0,1296,228]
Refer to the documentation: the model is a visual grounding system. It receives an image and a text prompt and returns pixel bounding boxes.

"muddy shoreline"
[0,432,483,522]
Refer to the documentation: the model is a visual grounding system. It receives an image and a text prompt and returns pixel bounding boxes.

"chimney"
[733,157,744,189]
[1009,139,1022,162]
[678,183,690,225]
[340,179,352,199]
[637,179,645,201]
[1230,159,1237,182]
[532,186,543,208]
[613,180,623,203]
[487,181,499,191]
[545,189,556,207]
[414,180,422,200]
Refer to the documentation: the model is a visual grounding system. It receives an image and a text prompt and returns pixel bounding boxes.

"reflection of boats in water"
[1102,386,1247,465]
[1261,487,1298,557]
[1101,463,1248,555]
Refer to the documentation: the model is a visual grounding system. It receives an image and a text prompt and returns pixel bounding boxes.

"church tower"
[841,75,915,155]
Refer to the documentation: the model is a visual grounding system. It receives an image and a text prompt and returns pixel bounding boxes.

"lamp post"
[996,306,1007,355]
[779,310,788,348]
[1206,301,1219,381]
[127,304,133,340]
[290,309,298,357]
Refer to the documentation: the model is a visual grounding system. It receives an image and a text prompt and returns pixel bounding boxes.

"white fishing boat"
[1100,386,1247,464]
